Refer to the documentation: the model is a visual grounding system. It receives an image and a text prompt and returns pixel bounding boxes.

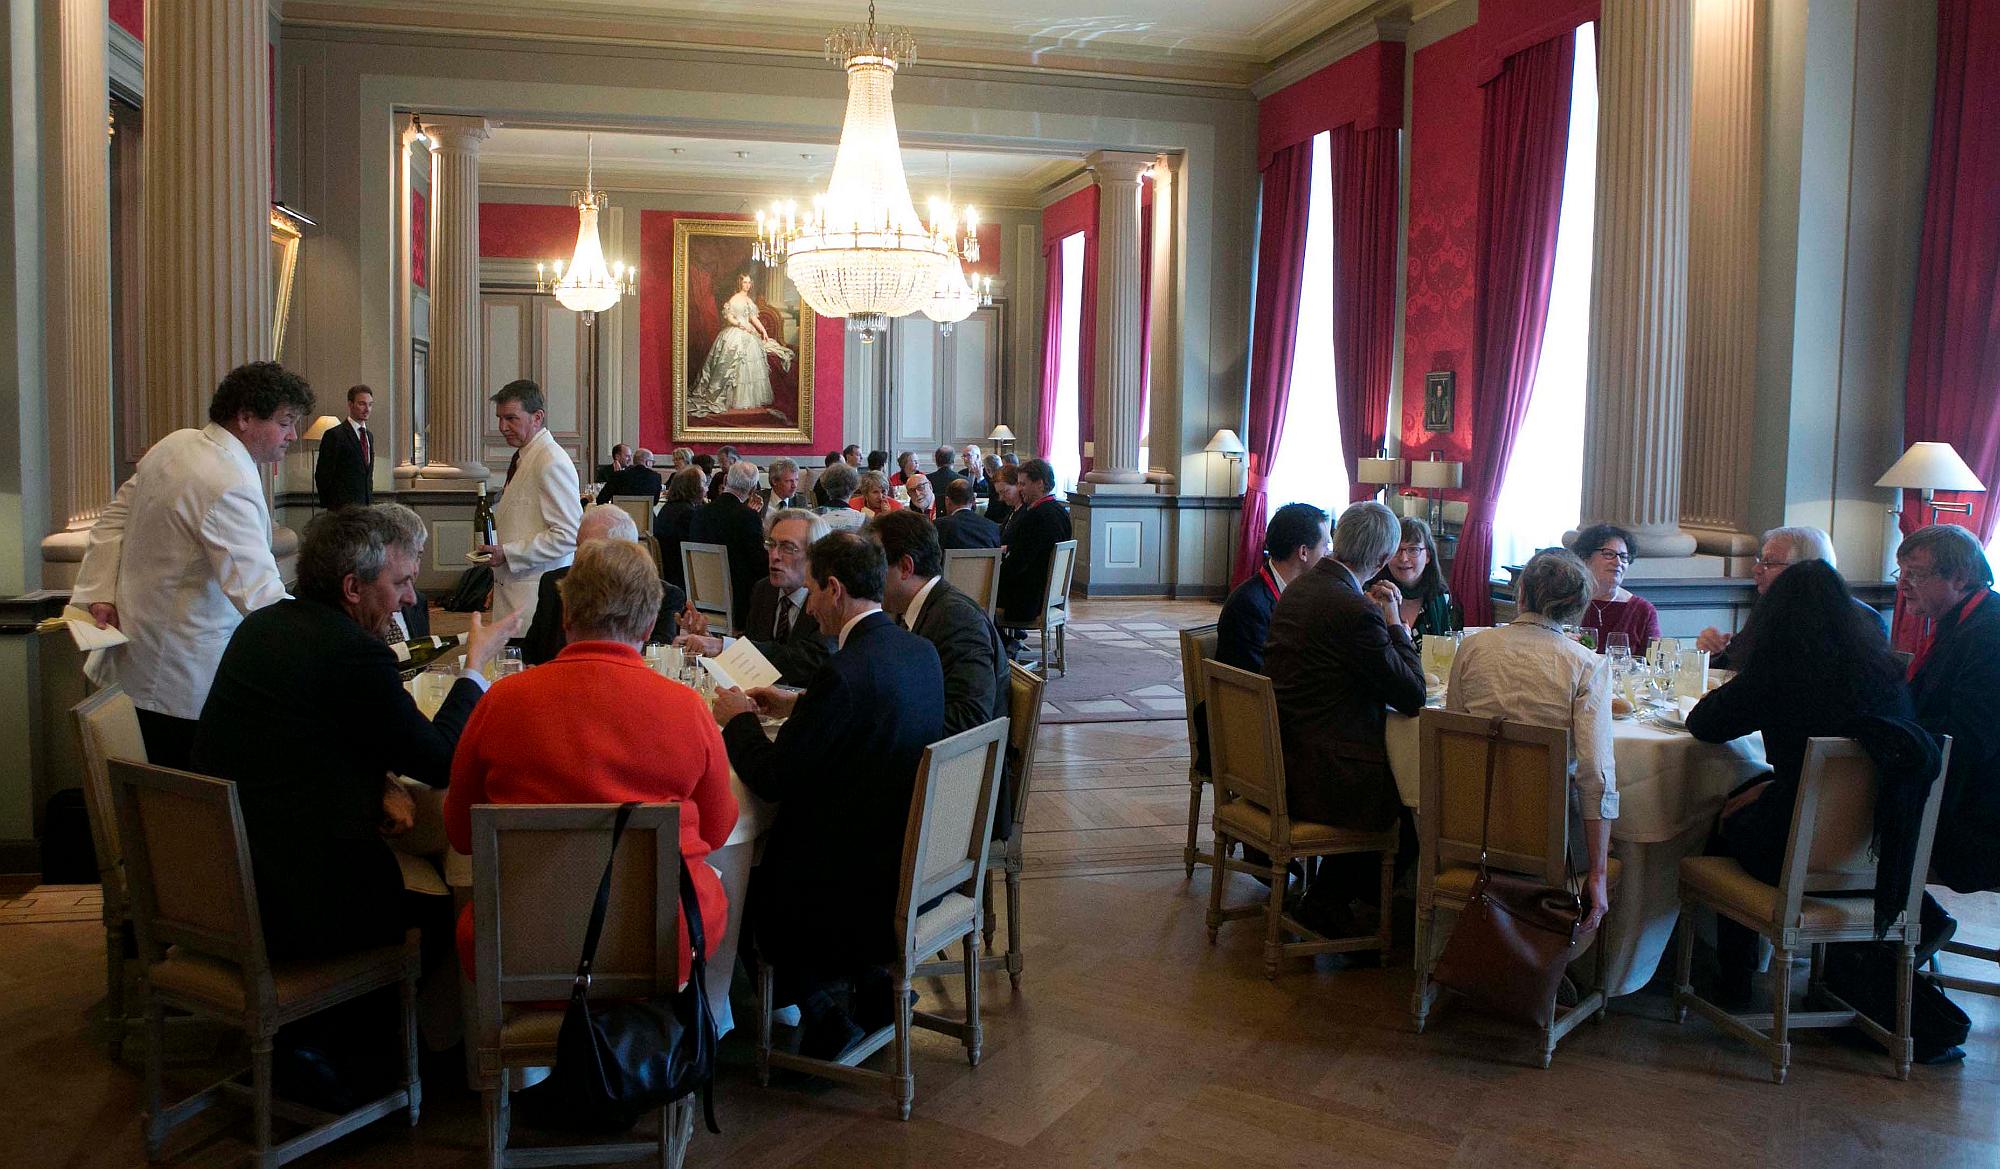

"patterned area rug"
[0,884,101,925]
[1037,619,1190,725]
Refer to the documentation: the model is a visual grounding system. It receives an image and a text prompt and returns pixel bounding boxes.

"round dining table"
[1385,707,1769,996]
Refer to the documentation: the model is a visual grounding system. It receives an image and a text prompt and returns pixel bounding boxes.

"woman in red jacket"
[446,539,739,977]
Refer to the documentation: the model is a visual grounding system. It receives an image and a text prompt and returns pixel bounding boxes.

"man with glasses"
[677,509,835,685]
[1697,526,1888,668]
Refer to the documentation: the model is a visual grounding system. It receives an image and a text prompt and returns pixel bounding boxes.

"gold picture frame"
[671,217,815,445]
[270,206,306,361]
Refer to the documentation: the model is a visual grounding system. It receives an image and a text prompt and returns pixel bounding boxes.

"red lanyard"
[1910,590,1987,680]
[1258,565,1281,601]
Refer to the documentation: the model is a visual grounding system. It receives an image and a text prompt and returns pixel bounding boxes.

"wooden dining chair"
[72,685,146,1057]
[679,541,735,634]
[996,539,1076,678]
[1410,709,1614,1066]
[759,718,1009,1120]
[942,547,1004,618]
[611,495,657,535]
[470,802,695,1169]
[111,760,421,1168]
[1202,662,1398,978]
[1674,736,1952,1083]
[1177,624,1227,881]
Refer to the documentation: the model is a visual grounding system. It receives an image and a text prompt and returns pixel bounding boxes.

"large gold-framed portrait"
[672,217,815,445]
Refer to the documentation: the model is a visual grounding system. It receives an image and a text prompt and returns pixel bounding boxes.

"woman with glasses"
[1567,522,1660,657]
[1367,516,1459,635]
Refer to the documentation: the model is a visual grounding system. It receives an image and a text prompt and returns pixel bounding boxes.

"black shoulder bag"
[514,802,721,1135]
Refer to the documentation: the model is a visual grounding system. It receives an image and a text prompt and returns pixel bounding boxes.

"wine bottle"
[473,482,498,548]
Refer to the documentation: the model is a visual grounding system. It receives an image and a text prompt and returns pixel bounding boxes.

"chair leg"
[141,998,166,1158]
[104,925,127,1060]
[1262,851,1288,980]
[402,973,422,1125]
[1039,625,1050,678]
[981,879,997,953]
[483,1069,510,1169]
[962,935,983,1067]
[250,1034,275,1168]
[1410,903,1434,1034]
[894,974,915,1121]
[1206,831,1228,942]
[1895,944,1915,1081]
[1770,946,1792,1085]
[1672,908,1695,1024]
[1004,866,1024,987]
[756,965,775,1087]
[1376,847,1395,954]
[662,1095,694,1169]
[1184,778,1205,879]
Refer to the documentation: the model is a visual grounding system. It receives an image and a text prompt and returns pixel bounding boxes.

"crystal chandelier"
[536,133,635,320]
[754,2,978,343]
[922,153,992,334]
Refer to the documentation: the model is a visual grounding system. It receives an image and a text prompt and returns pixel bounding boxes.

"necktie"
[505,448,522,486]
[358,425,371,465]
[776,595,795,638]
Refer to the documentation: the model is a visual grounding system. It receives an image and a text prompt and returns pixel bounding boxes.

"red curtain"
[1036,236,1066,458]
[1447,33,1577,627]
[1330,125,1404,502]
[1231,140,1316,586]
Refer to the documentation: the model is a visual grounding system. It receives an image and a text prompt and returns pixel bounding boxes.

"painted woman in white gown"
[690,274,794,417]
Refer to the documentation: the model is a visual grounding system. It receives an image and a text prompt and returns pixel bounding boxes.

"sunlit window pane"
[1050,232,1085,494]
[1264,131,1350,521]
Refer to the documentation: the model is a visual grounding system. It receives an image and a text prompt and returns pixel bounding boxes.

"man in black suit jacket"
[596,445,664,504]
[925,444,966,505]
[313,385,376,510]
[677,509,835,685]
[688,460,767,631]
[996,458,1072,624]
[521,505,684,665]
[191,507,518,960]
[711,532,944,1057]
[761,457,812,511]
[935,479,1002,550]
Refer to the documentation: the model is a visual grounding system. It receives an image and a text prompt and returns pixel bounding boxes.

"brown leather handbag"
[1431,717,1595,1028]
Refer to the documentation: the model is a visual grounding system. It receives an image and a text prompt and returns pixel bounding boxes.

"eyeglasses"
[1892,566,1938,584]
[1395,543,1428,556]
[1592,548,1632,564]
[763,539,805,556]
[1752,557,1796,571]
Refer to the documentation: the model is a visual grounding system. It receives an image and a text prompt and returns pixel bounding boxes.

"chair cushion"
[1213,801,1396,853]
[1432,858,1623,903]
[1679,856,1875,932]
[912,892,977,957]
[148,929,418,1017]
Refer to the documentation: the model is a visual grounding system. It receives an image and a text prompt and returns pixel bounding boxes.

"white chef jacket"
[491,426,581,628]
[71,423,290,719]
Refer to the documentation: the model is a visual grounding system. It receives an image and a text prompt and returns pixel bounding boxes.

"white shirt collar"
[783,585,809,609]
[202,421,257,480]
[905,575,944,630]
[350,417,367,434]
[836,606,881,650]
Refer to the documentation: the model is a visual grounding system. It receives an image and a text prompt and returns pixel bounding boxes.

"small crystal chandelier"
[754,2,978,343]
[922,155,992,334]
[536,133,635,321]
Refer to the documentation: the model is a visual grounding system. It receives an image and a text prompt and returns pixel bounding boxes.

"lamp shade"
[1410,459,1463,490]
[1204,428,1246,456]
[1356,457,1405,485]
[988,424,1016,442]
[303,415,344,444]
[1876,441,1986,492]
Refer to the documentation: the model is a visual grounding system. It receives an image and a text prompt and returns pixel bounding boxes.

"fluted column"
[1083,150,1152,486]
[1680,0,1760,543]
[1581,0,1696,557]
[421,116,491,480]
[142,0,270,439]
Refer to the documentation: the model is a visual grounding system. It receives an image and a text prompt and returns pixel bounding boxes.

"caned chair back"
[1418,709,1571,885]
[637,531,666,578]
[680,541,735,632]
[109,761,268,983]
[1201,662,1288,826]
[1774,737,1952,926]
[1003,663,1046,840]
[1043,540,1078,625]
[74,686,146,906]
[1178,624,1220,766]
[943,547,1004,617]
[471,804,682,1018]
[611,495,655,534]
[897,719,1009,945]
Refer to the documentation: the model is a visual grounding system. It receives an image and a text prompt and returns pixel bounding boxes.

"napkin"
[1675,696,1700,721]
[55,604,129,652]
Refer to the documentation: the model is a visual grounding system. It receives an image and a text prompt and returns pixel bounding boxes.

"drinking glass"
[1580,626,1600,652]
[493,646,524,681]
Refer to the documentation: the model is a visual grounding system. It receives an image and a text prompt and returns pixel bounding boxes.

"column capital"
[1086,150,1155,186]
[423,115,491,152]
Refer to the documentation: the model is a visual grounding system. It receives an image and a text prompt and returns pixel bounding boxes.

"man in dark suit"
[596,445,664,504]
[935,478,1002,550]
[810,452,843,506]
[521,504,684,665]
[996,458,1072,626]
[313,384,376,510]
[760,457,812,511]
[192,506,518,960]
[688,460,767,631]
[711,532,944,1058]
[676,509,834,685]
[925,444,966,504]
[1263,501,1424,933]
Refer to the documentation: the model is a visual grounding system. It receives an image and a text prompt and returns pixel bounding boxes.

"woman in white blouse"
[1445,548,1616,930]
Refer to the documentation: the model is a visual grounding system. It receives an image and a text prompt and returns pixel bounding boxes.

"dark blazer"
[597,465,664,505]
[313,420,373,510]
[1910,589,2000,892]
[1262,560,1425,831]
[653,499,699,589]
[1712,594,1888,671]
[936,507,1002,551]
[191,597,482,958]
[688,492,765,628]
[985,498,1016,531]
[908,579,1012,836]
[741,576,835,686]
[726,611,944,970]
[925,466,965,504]
[1216,570,1281,673]
[762,490,812,511]
[966,473,995,501]
[996,496,1072,623]
[521,564,685,666]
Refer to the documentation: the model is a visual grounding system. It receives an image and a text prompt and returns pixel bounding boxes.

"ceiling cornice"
[478,162,1053,212]
[1251,3,1413,100]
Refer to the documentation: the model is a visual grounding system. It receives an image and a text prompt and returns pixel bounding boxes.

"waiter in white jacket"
[475,379,580,629]
[72,362,314,767]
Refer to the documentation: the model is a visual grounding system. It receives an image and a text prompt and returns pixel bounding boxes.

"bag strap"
[1475,716,1505,876]
[573,802,639,991]
[676,859,722,1134]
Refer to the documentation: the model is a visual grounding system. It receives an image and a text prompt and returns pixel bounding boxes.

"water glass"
[1650,637,1682,671]
[493,646,524,681]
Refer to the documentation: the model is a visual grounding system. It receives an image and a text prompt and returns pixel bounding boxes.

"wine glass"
[1606,631,1632,673]
[1580,626,1601,652]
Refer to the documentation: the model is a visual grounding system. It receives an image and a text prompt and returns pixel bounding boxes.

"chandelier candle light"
[922,154,993,334]
[754,2,979,343]
[537,133,636,321]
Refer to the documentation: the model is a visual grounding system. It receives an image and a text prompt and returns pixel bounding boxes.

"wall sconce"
[1877,441,1985,526]
[1205,428,1246,492]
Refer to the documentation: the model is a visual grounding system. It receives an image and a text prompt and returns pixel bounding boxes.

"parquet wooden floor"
[7,599,1996,1168]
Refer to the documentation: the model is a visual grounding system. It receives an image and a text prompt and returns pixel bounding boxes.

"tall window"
[1049,232,1086,494]
[1263,130,1350,519]
[1490,25,1599,573]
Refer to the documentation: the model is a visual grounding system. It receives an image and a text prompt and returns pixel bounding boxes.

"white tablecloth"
[1386,710,1768,995]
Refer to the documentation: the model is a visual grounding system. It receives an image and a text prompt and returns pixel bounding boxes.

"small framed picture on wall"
[1423,370,1455,433]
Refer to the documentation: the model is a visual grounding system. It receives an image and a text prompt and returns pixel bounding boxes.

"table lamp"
[1876,441,1985,525]
[1410,454,1463,533]
[1356,454,1406,505]
[987,424,1016,459]
[303,415,344,498]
